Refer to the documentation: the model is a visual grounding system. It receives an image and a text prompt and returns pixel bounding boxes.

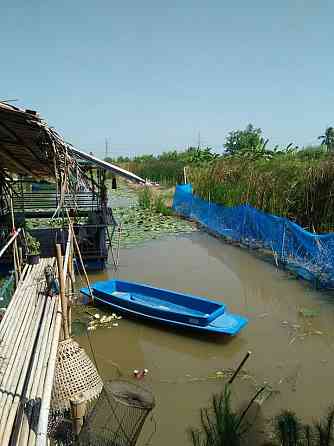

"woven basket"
[51,338,103,412]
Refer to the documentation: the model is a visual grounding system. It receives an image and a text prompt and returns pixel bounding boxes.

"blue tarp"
[173,184,334,288]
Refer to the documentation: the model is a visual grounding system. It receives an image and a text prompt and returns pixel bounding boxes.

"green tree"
[224,124,265,156]
[318,127,334,152]
[185,146,220,164]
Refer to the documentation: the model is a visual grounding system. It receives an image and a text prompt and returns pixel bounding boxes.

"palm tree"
[318,127,334,152]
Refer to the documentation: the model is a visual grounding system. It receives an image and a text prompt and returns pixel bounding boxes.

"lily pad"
[299,308,320,318]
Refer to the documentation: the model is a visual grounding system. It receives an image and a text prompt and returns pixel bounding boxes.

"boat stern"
[207,312,248,335]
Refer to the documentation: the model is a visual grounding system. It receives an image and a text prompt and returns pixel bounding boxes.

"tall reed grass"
[121,159,185,185]
[188,156,334,232]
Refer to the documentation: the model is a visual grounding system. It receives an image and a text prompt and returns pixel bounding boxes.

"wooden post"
[12,244,19,286]
[67,305,72,337]
[56,244,69,340]
[68,249,75,285]
[18,247,23,268]
[228,351,251,385]
[116,224,122,268]
[236,386,266,429]
[70,394,87,438]
[9,193,21,282]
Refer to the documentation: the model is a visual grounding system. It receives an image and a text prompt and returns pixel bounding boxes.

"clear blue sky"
[1,1,333,158]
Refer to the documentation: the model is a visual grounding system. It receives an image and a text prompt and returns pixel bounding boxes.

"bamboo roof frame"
[0,101,146,192]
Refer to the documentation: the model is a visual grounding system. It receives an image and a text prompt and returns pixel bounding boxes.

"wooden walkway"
[0,258,62,445]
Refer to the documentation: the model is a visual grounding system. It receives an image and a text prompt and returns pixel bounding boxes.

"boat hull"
[81,279,248,335]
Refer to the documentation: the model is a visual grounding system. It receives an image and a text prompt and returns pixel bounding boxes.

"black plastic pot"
[27,254,40,265]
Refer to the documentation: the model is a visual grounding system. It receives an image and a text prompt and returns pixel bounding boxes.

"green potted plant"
[26,232,41,265]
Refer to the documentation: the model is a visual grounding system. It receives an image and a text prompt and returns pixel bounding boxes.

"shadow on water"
[88,299,246,358]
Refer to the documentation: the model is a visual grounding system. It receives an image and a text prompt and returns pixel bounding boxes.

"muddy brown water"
[76,231,334,445]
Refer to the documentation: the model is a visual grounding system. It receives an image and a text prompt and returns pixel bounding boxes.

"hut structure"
[0,101,145,272]
[0,101,154,445]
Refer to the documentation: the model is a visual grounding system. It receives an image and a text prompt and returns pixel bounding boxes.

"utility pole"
[197,131,201,149]
[105,138,109,159]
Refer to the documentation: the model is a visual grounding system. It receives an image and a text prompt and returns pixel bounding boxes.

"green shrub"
[26,232,41,255]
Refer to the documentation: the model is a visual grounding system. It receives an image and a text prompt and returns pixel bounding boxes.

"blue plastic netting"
[173,184,334,288]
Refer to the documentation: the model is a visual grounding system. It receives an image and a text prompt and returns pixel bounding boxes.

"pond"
[75,229,334,445]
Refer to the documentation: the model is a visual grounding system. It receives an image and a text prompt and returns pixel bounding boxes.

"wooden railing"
[12,191,100,212]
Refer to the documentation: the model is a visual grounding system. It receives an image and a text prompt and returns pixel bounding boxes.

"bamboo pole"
[70,395,87,437]
[6,297,53,446]
[116,223,122,268]
[62,226,72,280]
[0,264,46,442]
[0,263,29,340]
[56,244,69,340]
[0,262,43,378]
[106,226,117,270]
[18,287,57,445]
[28,298,58,446]
[0,303,45,445]
[70,219,94,302]
[36,298,62,446]
[9,193,21,281]
[18,246,23,268]
[16,297,55,445]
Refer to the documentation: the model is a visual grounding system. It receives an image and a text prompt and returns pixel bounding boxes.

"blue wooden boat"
[81,279,248,335]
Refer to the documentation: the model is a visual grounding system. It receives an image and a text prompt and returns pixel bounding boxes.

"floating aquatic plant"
[112,206,196,248]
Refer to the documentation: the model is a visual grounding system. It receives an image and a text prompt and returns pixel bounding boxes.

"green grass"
[188,154,334,232]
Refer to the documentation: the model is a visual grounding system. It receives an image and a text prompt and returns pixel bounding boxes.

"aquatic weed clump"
[265,406,334,446]
[138,186,172,216]
[138,186,154,210]
[189,386,245,446]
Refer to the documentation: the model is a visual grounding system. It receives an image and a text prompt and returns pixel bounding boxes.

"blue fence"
[173,184,334,288]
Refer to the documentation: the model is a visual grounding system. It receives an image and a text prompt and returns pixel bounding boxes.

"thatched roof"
[0,102,62,177]
[0,101,145,184]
